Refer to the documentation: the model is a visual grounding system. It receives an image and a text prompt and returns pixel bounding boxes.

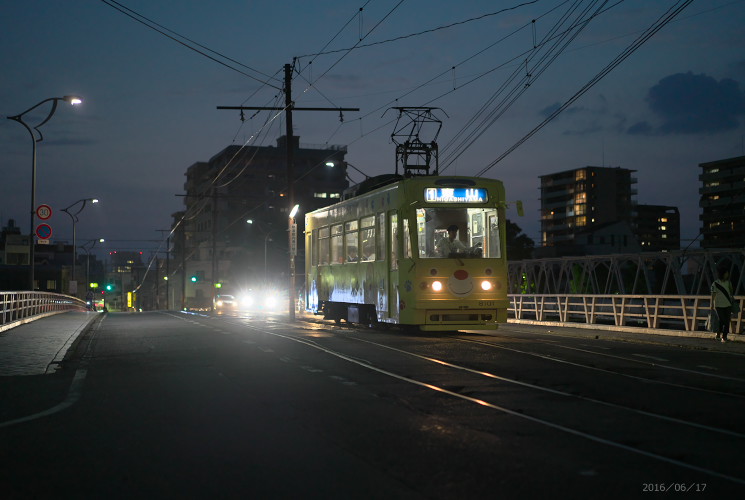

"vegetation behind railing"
[508,294,743,334]
[0,291,88,332]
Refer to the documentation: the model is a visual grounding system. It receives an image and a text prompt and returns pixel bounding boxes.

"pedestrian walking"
[711,266,735,342]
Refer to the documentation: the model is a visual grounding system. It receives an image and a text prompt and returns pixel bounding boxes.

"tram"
[304,174,509,331]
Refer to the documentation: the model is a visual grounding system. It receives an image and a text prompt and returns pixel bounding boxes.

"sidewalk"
[0,311,99,376]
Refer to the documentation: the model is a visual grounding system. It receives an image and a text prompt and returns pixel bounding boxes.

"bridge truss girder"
[508,250,744,296]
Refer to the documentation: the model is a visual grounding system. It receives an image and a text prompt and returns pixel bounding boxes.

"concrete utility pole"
[218,60,359,321]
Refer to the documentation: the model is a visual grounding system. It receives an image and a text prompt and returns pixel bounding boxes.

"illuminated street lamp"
[7,95,83,290]
[288,204,300,322]
[81,238,105,294]
[61,197,99,288]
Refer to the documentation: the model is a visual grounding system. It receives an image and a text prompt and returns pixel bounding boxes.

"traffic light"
[190,275,198,283]
[214,282,222,289]
[105,283,115,291]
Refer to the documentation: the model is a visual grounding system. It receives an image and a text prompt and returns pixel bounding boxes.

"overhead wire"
[295,0,407,100]
[474,0,696,177]
[319,0,572,147]
[296,0,542,58]
[440,0,618,172]
[98,0,282,90]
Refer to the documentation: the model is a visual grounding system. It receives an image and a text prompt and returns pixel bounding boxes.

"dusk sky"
[2,0,744,261]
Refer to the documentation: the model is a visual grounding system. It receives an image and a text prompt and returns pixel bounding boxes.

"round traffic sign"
[36,204,53,220]
[36,223,53,240]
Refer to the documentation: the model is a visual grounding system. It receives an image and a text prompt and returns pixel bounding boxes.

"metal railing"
[0,291,88,332]
[509,294,743,334]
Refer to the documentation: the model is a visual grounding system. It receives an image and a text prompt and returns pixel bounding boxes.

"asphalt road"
[1,311,744,499]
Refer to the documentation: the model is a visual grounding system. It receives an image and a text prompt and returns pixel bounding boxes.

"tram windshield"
[416,207,501,259]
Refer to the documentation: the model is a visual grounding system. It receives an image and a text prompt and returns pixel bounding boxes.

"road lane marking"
[0,369,87,429]
[632,354,669,362]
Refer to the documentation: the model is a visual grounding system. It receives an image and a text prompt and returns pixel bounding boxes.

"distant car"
[237,289,287,312]
[215,294,237,311]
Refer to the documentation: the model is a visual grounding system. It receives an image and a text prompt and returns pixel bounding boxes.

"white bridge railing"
[508,294,743,334]
[0,292,88,332]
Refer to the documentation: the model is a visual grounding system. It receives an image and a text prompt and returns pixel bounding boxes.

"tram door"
[388,211,399,321]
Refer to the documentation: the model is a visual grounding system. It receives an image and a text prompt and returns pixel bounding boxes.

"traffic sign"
[36,223,53,240]
[290,222,297,257]
[36,204,53,220]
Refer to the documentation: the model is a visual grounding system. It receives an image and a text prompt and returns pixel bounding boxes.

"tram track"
[454,334,745,399]
[214,316,745,486]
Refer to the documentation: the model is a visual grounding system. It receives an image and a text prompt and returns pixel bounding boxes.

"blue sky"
[1,0,744,259]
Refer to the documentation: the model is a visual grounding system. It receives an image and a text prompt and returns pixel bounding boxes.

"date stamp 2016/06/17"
[642,483,707,493]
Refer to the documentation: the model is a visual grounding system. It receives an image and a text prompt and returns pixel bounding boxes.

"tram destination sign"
[424,187,488,203]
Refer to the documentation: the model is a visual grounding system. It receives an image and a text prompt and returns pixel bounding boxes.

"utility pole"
[218,61,359,321]
[211,186,218,312]
[156,229,171,310]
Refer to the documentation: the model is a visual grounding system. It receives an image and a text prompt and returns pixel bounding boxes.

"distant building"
[0,219,28,265]
[538,166,637,256]
[636,205,680,251]
[699,155,745,249]
[104,251,145,311]
[172,136,349,309]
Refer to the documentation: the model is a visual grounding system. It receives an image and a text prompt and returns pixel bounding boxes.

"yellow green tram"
[304,175,509,331]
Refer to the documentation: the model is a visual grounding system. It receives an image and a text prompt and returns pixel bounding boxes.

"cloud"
[539,96,614,136]
[630,72,745,135]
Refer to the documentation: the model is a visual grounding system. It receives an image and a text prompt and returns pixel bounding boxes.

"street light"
[288,204,300,321]
[61,197,99,291]
[7,95,83,290]
[81,238,105,295]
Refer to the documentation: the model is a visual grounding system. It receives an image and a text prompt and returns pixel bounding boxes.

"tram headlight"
[480,280,493,291]
[432,280,443,292]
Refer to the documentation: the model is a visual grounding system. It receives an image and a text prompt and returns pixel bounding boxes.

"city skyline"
[2,0,744,260]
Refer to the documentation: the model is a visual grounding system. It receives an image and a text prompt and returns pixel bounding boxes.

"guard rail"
[508,294,743,334]
[0,291,88,332]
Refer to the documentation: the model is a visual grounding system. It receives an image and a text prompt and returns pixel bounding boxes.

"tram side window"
[318,227,330,265]
[331,224,343,264]
[345,220,359,262]
[360,216,375,262]
[471,212,484,249]
[390,212,398,270]
[377,213,385,261]
[488,214,501,258]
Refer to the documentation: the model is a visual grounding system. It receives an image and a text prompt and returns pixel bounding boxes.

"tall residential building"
[636,205,680,251]
[699,155,745,249]
[539,166,637,254]
[172,136,349,308]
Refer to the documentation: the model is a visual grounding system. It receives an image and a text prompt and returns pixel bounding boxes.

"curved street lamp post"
[61,198,99,290]
[81,238,105,294]
[7,95,82,290]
